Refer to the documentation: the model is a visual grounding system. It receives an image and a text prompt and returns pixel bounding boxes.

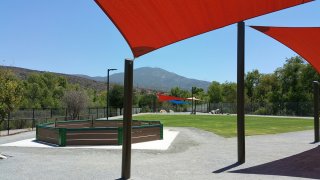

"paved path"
[0,127,319,180]
[0,128,34,136]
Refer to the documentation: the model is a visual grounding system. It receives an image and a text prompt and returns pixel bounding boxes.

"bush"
[254,107,268,115]
[141,106,151,112]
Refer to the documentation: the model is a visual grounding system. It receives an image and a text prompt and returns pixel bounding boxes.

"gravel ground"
[0,127,319,180]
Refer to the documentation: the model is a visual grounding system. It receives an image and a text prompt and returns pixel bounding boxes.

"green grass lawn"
[133,114,313,138]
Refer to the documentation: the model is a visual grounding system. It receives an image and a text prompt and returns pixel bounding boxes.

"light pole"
[107,68,117,120]
[191,87,195,114]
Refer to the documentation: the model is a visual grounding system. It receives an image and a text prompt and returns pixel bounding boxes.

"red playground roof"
[157,93,187,102]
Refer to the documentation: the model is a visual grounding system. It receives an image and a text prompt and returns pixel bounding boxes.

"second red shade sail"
[251,26,320,73]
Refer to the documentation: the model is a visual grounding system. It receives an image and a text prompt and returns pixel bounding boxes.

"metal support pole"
[237,21,245,164]
[106,68,117,120]
[195,99,197,114]
[91,115,94,127]
[121,59,134,179]
[32,108,35,130]
[107,70,110,120]
[191,87,194,114]
[7,112,10,135]
[313,81,319,142]
[96,108,99,119]
[221,103,223,114]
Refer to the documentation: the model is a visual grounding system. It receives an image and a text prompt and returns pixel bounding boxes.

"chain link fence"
[0,102,314,136]
[208,102,314,116]
[141,102,314,116]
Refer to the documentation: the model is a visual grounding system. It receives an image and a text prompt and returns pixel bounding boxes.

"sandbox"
[36,120,163,146]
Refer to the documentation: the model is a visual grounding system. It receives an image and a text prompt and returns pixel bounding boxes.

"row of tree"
[208,56,320,115]
[0,70,111,122]
[139,56,320,115]
[1,56,319,123]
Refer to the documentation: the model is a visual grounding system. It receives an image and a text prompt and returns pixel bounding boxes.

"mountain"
[77,67,211,91]
[1,66,211,91]
[75,74,107,82]
[0,66,108,91]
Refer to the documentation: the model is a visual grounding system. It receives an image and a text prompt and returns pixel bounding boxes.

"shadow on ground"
[230,146,320,179]
[213,162,243,173]
[31,139,58,147]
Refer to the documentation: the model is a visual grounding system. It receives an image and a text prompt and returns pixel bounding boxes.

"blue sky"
[0,1,319,83]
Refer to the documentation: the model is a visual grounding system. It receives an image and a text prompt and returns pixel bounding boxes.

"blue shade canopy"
[169,100,191,105]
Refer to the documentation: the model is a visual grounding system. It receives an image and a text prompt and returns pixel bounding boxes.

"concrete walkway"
[0,127,319,180]
[0,128,34,136]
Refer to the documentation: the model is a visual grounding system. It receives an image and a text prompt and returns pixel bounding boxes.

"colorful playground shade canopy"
[251,26,320,73]
[95,0,312,58]
[157,93,187,102]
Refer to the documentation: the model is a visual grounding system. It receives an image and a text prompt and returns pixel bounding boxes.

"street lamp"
[107,68,117,120]
[191,86,195,114]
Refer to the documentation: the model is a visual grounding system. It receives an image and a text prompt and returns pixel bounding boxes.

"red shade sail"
[157,93,187,102]
[95,0,312,58]
[251,26,320,73]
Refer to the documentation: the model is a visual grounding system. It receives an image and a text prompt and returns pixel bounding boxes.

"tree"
[138,94,156,112]
[253,74,278,103]
[22,74,43,108]
[221,82,237,103]
[192,87,204,95]
[96,91,107,107]
[275,57,309,115]
[109,85,124,108]
[191,87,208,101]
[169,87,190,98]
[21,73,67,108]
[208,81,222,103]
[63,90,89,119]
[0,69,23,126]
[245,69,260,104]
[301,63,320,97]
